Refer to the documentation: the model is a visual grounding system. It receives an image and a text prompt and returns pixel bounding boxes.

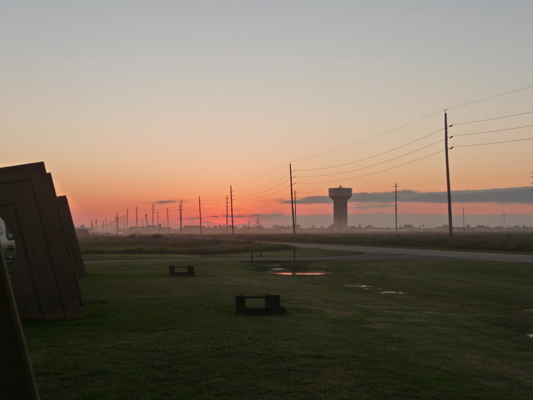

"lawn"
[23,258,533,399]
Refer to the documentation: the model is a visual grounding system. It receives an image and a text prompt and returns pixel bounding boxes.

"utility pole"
[230,186,235,234]
[135,207,138,228]
[151,204,155,233]
[394,183,399,233]
[294,190,298,233]
[145,214,148,229]
[116,213,119,235]
[290,163,295,235]
[126,209,129,230]
[198,197,202,234]
[157,210,159,233]
[179,201,183,234]
[445,111,453,237]
[225,196,229,234]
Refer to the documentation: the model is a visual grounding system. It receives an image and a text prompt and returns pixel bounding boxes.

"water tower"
[329,186,352,232]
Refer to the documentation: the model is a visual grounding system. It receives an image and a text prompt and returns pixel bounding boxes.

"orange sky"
[2,2,533,228]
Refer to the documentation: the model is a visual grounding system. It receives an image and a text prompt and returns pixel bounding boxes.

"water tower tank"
[328,186,352,232]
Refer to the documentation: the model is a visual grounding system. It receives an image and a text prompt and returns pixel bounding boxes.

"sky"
[1,0,533,229]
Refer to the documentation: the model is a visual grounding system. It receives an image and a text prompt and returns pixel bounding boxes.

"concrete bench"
[235,294,286,315]
[169,266,195,277]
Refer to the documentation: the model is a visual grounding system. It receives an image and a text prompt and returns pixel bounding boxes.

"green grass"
[242,232,533,254]
[23,259,533,399]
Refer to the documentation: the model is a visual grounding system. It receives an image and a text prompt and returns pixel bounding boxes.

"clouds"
[155,200,177,204]
[290,187,532,205]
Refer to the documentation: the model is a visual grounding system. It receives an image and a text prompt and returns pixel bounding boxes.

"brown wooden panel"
[0,162,82,319]
[57,195,86,278]
[0,246,40,399]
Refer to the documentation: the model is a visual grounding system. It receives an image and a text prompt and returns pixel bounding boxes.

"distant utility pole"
[179,201,183,234]
[126,209,129,230]
[257,214,260,226]
[135,207,138,228]
[157,211,160,233]
[145,214,148,228]
[225,196,229,234]
[394,183,399,233]
[116,213,119,235]
[198,197,203,235]
[230,186,235,234]
[290,163,295,235]
[151,204,155,232]
[445,111,453,237]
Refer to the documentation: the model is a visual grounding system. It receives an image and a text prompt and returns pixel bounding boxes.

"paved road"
[280,242,533,264]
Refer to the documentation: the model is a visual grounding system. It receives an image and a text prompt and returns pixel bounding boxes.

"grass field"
[242,232,533,254]
[23,257,533,399]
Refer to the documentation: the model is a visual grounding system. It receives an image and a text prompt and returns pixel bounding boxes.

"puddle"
[273,272,328,276]
[380,291,404,295]
[346,284,373,289]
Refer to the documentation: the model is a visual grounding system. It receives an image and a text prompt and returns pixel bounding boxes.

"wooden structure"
[169,266,195,277]
[235,294,286,315]
[0,162,82,319]
[0,246,40,399]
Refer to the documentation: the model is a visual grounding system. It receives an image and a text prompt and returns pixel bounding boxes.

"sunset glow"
[2,1,532,229]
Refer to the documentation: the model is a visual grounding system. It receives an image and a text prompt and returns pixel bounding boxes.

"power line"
[235,173,287,192]
[453,137,533,148]
[292,111,442,163]
[453,124,533,137]
[298,129,443,171]
[446,84,533,111]
[233,163,287,186]
[298,140,442,178]
[241,184,291,201]
[237,179,290,198]
[453,110,533,125]
[299,150,443,185]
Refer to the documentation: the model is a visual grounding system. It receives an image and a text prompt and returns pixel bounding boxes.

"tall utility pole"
[116,213,119,235]
[198,197,202,234]
[394,183,399,233]
[225,196,229,234]
[289,163,295,235]
[157,211,159,233]
[135,207,138,228]
[179,201,183,234]
[230,186,235,234]
[445,111,453,237]
[293,190,298,232]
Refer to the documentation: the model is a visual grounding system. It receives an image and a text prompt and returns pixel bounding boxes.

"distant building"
[328,186,353,233]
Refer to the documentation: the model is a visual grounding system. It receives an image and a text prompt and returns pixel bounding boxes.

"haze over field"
[1,1,532,228]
